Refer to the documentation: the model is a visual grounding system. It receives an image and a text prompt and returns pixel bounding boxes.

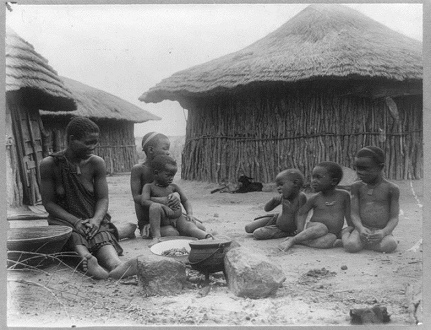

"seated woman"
[40,116,136,279]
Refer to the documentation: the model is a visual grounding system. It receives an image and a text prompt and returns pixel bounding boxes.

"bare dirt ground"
[7,174,423,327]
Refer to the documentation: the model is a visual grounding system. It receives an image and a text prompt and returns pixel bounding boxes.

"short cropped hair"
[278,169,305,187]
[151,154,177,172]
[66,116,99,141]
[356,146,385,165]
[141,132,168,153]
[317,161,343,185]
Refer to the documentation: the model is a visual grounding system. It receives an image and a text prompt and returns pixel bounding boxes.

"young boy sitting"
[245,169,307,239]
[342,146,399,253]
[130,132,205,239]
[279,161,351,252]
[141,154,212,246]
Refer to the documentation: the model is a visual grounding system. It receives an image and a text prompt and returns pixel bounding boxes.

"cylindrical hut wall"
[181,85,422,183]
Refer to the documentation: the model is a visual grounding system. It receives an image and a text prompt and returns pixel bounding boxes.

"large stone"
[224,247,286,298]
[137,254,187,296]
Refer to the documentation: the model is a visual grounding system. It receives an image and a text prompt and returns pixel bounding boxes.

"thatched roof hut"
[6,27,76,207]
[40,77,161,174]
[141,4,422,183]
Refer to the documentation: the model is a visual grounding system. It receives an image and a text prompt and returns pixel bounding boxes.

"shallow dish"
[150,239,194,263]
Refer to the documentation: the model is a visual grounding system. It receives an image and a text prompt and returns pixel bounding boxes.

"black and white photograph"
[4,2,426,327]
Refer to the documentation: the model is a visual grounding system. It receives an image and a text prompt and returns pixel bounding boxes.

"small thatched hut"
[140,4,422,183]
[5,27,76,207]
[40,77,161,174]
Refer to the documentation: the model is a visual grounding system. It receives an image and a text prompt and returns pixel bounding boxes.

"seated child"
[342,146,399,253]
[279,161,351,252]
[141,154,212,246]
[245,169,307,239]
[130,132,205,239]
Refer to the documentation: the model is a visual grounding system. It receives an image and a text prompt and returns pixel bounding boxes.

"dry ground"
[7,174,423,327]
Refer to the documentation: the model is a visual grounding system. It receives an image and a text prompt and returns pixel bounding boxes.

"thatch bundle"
[5,26,76,111]
[140,4,422,183]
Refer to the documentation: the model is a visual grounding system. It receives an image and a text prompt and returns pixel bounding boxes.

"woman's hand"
[74,219,89,237]
[82,218,99,240]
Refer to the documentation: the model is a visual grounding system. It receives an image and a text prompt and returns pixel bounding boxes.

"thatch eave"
[141,76,423,105]
[140,4,422,105]
[40,76,161,123]
[6,26,76,111]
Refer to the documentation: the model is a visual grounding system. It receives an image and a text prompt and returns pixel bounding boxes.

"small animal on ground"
[234,175,263,193]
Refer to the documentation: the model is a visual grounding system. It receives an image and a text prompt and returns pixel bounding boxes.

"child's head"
[142,132,170,158]
[66,117,100,159]
[151,154,178,187]
[275,169,304,198]
[354,146,385,183]
[311,161,343,192]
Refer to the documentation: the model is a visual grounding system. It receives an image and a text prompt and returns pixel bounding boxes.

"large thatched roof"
[41,77,161,123]
[141,4,422,104]
[5,26,76,111]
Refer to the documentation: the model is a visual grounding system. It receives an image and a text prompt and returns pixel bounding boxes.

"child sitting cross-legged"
[342,146,399,253]
[141,154,213,246]
[278,161,352,252]
[245,169,306,239]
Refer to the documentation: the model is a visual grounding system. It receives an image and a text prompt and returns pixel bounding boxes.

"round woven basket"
[7,226,72,268]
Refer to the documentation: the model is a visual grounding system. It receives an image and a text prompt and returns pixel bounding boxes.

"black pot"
[188,238,232,274]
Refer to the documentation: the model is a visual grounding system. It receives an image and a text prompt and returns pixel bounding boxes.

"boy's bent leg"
[117,223,137,240]
[148,203,166,242]
[301,233,337,249]
[367,235,397,253]
[279,222,327,252]
[160,225,180,237]
[253,225,289,240]
[176,215,208,239]
[245,215,274,233]
[342,228,364,253]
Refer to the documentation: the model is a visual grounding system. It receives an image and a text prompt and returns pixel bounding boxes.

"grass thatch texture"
[141,4,422,104]
[181,86,422,184]
[5,27,76,111]
[41,77,161,122]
